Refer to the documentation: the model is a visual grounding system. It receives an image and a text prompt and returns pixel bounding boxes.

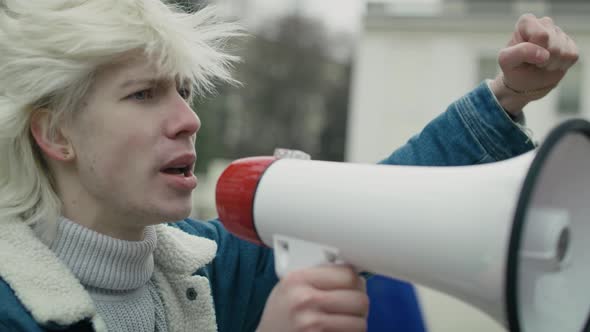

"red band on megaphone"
[215,156,276,246]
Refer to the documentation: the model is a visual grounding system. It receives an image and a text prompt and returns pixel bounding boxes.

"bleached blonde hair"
[0,0,240,237]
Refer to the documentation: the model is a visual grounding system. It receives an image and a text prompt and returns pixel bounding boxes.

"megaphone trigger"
[273,235,343,278]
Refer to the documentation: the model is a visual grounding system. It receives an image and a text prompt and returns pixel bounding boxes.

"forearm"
[380,82,535,167]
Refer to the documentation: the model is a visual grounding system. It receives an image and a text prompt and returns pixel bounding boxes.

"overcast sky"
[237,0,366,33]
[293,0,367,33]
[233,0,441,33]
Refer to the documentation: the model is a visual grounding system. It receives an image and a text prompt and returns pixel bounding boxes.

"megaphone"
[215,119,590,332]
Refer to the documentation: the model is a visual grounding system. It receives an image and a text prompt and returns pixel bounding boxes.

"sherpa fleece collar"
[0,219,217,331]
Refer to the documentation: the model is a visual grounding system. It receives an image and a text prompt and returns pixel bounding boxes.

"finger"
[560,34,580,71]
[498,42,549,70]
[296,265,361,290]
[359,276,367,293]
[539,16,555,28]
[298,313,367,332]
[316,289,370,317]
[542,25,567,71]
[517,13,550,49]
[323,315,367,332]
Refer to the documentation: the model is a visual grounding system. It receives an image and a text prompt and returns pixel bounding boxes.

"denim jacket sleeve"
[380,81,535,166]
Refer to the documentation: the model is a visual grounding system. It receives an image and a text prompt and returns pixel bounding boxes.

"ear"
[30,110,75,162]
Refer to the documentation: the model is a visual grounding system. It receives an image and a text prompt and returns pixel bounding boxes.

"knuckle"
[342,268,359,288]
[569,41,580,58]
[519,13,536,23]
[356,292,371,316]
[563,50,579,62]
[296,312,324,332]
[359,277,367,291]
[534,30,550,44]
[517,14,531,30]
[568,54,580,66]
[518,46,530,60]
[283,270,307,286]
[359,292,370,309]
[572,53,580,63]
[547,45,562,57]
[497,49,510,66]
[291,289,319,311]
[540,16,554,25]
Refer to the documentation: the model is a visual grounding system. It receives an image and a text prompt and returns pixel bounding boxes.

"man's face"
[65,57,200,227]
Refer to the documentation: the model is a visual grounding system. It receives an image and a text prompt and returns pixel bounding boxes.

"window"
[557,62,583,115]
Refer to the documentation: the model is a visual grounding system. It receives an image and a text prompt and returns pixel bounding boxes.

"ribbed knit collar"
[48,217,157,291]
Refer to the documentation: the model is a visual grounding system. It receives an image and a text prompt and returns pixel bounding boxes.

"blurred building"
[346,1,590,331]
[347,0,590,163]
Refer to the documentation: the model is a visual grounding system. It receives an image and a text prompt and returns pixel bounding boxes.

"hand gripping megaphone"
[215,119,590,332]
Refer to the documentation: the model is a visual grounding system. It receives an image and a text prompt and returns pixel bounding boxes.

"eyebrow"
[118,76,190,90]
[118,78,161,89]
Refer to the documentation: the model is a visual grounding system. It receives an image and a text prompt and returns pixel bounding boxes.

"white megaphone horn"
[215,119,590,332]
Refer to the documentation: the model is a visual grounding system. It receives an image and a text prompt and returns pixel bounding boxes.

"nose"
[165,96,201,140]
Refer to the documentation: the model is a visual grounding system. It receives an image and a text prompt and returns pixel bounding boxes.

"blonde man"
[0,1,578,331]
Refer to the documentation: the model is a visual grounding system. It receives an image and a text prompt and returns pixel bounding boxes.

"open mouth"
[161,165,192,177]
[160,153,196,180]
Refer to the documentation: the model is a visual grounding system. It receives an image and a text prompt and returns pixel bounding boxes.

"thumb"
[498,42,550,70]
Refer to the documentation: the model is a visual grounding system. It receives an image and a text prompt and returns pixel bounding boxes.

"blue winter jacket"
[0,82,535,331]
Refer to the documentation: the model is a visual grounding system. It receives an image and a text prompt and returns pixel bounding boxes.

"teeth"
[162,164,192,176]
[163,168,183,174]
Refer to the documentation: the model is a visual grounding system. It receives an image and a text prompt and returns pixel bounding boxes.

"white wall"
[347,15,590,332]
[347,23,590,163]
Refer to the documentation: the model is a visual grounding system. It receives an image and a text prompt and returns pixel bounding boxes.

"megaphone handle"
[273,235,344,278]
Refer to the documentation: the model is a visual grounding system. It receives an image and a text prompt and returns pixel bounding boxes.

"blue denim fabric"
[380,81,532,167]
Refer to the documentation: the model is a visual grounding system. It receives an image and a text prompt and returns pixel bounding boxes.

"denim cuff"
[454,81,536,161]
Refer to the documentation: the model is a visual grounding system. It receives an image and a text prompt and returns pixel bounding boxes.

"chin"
[151,201,193,223]
[146,192,194,222]
[165,207,193,222]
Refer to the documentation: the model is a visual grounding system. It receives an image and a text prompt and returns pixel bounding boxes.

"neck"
[50,216,157,290]
[53,167,160,241]
[62,206,145,241]
[59,188,147,241]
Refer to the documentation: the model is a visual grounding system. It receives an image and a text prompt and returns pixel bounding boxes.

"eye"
[178,86,192,100]
[127,89,154,101]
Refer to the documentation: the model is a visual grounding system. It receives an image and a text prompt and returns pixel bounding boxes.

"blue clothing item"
[0,82,535,331]
[368,276,427,332]
[380,81,533,166]
[173,220,278,332]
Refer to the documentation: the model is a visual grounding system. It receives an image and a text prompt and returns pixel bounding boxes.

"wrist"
[490,74,556,116]
[490,75,529,116]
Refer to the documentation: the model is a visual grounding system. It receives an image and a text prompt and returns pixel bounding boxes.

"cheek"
[77,130,151,182]
[70,106,160,185]
[111,135,151,175]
